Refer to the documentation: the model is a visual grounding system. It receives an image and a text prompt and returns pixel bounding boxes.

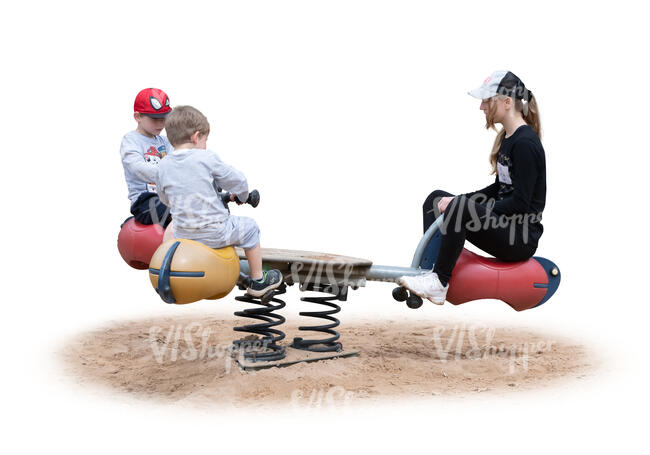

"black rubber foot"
[406,293,423,309]
[392,286,409,302]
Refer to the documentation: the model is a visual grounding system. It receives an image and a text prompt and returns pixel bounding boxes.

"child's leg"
[244,243,264,281]
[163,220,175,242]
[226,216,283,296]
[224,215,264,279]
[130,192,172,227]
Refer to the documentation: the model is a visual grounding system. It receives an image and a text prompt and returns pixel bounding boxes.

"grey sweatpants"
[174,215,260,250]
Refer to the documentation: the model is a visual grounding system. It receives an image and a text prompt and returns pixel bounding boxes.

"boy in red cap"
[119,88,173,227]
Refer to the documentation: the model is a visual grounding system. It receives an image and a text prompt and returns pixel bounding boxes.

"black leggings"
[423,190,538,286]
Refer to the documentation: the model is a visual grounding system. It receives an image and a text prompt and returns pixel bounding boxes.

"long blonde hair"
[485,95,541,174]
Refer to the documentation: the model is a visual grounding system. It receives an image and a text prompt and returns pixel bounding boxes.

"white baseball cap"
[468,70,532,101]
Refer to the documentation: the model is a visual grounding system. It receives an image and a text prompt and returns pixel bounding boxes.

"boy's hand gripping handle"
[220,189,260,208]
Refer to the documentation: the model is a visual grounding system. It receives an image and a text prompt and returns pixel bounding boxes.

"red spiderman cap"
[134,88,171,118]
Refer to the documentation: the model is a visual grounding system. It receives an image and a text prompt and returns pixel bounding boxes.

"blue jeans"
[130,192,172,227]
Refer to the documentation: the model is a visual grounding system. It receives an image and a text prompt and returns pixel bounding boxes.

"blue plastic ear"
[531,256,561,307]
[149,241,207,304]
[156,241,180,303]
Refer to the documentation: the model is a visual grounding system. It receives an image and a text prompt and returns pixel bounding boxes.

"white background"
[1,0,648,453]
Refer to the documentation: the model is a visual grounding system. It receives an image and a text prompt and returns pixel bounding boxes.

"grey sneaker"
[247,270,283,297]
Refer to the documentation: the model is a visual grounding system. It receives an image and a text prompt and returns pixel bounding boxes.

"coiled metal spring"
[291,284,347,352]
[233,284,287,362]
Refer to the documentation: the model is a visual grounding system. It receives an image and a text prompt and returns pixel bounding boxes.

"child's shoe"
[247,269,283,297]
[397,271,448,305]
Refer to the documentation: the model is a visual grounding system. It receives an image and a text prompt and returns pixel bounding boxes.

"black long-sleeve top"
[464,124,546,238]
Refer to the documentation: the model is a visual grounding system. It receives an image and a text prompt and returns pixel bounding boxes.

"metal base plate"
[235,347,360,371]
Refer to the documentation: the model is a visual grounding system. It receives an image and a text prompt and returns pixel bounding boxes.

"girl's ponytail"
[487,94,541,174]
[523,94,541,139]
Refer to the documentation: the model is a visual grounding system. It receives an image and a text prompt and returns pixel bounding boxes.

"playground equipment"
[148,239,240,304]
[117,217,164,269]
[118,190,561,369]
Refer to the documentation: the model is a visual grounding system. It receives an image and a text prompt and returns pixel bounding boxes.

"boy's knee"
[151,198,172,227]
[242,216,259,233]
[231,216,260,249]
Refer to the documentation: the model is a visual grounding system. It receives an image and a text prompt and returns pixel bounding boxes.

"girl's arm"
[439,179,498,213]
[492,139,540,215]
[463,178,499,201]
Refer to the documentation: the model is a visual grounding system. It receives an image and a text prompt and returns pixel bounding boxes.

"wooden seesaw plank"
[235,247,372,266]
[235,247,373,288]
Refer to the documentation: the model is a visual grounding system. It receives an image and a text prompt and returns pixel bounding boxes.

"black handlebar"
[220,189,260,208]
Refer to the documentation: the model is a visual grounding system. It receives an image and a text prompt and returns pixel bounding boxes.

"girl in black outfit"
[398,71,547,305]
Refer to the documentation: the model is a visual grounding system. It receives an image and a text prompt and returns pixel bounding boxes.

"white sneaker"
[397,271,449,305]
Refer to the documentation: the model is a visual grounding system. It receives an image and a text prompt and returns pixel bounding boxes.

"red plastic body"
[117,218,165,269]
[446,249,548,311]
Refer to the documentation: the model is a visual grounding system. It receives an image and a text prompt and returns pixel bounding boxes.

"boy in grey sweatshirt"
[156,105,282,297]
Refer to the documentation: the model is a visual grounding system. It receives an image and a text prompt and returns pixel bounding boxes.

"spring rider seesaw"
[117,189,560,370]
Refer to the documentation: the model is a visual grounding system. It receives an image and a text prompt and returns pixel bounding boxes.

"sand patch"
[60,314,595,407]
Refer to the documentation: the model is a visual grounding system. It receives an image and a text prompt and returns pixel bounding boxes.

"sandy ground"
[60,313,595,408]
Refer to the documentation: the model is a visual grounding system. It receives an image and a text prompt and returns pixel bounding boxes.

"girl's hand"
[438,196,454,214]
